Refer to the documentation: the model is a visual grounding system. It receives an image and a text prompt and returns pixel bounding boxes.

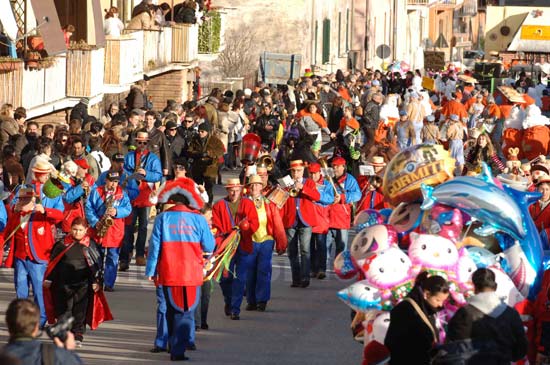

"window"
[314,20,318,64]
[346,8,350,52]
[322,18,330,64]
[338,12,341,55]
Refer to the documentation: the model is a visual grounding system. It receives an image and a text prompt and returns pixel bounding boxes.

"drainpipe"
[392,0,398,62]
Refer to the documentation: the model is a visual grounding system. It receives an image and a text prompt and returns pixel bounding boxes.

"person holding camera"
[43,217,110,348]
[2,298,83,365]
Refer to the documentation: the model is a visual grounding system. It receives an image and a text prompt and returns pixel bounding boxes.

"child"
[43,217,105,348]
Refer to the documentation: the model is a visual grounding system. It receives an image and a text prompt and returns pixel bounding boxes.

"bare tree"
[213,24,258,78]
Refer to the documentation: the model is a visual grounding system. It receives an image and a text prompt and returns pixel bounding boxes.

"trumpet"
[257,155,274,171]
[318,156,339,196]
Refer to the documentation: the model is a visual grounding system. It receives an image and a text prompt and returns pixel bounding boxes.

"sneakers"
[245,303,257,311]
[257,302,267,312]
[135,256,146,266]
[118,262,129,272]
[230,313,240,320]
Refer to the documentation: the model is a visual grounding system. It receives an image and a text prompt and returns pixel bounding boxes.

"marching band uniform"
[62,159,95,233]
[280,160,320,288]
[327,157,361,259]
[121,132,163,268]
[85,172,132,290]
[245,175,287,311]
[95,153,140,201]
[4,165,64,326]
[212,178,259,319]
[309,162,334,279]
[146,178,215,361]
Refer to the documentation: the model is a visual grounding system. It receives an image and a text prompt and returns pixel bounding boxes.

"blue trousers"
[121,207,150,262]
[164,286,199,357]
[219,248,252,315]
[326,228,349,261]
[310,233,327,274]
[193,280,212,328]
[246,240,274,305]
[14,258,47,326]
[154,286,169,350]
[98,247,119,289]
[286,226,312,283]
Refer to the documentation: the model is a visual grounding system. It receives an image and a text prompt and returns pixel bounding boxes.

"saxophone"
[96,194,115,238]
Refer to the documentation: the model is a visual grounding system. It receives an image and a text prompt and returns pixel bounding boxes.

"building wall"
[428,6,454,60]
[365,0,393,69]
[484,6,543,54]
[146,69,190,108]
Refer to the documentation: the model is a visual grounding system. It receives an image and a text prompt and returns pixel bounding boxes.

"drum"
[266,185,290,209]
[241,133,262,164]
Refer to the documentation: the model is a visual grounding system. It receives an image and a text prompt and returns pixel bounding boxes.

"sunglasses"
[137,141,148,145]
[185,120,194,123]
[61,139,68,142]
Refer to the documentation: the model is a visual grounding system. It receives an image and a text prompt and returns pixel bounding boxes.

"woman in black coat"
[385,272,450,365]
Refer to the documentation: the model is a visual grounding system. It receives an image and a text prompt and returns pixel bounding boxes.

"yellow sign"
[520,25,550,40]
[422,77,435,91]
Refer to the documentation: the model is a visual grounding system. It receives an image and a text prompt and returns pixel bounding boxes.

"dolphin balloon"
[337,280,383,311]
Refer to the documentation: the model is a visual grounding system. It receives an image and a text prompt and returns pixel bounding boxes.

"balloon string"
[459,219,475,244]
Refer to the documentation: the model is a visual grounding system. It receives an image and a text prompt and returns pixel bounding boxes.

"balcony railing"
[407,0,430,5]
[104,34,144,86]
[66,48,105,98]
[0,61,23,107]
[142,28,172,72]
[22,55,67,109]
[172,24,199,64]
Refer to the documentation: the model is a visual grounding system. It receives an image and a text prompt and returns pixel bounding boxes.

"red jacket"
[61,174,95,233]
[4,207,64,267]
[529,202,550,245]
[212,197,259,253]
[261,199,288,252]
[532,270,550,358]
[280,178,320,229]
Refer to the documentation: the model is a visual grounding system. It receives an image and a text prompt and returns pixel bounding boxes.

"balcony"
[66,48,105,98]
[104,34,144,87]
[172,24,199,64]
[408,0,430,5]
[0,60,24,107]
[142,28,173,72]
[22,55,67,109]
[432,0,458,8]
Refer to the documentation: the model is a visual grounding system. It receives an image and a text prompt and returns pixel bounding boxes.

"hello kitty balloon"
[408,232,459,280]
[362,246,414,308]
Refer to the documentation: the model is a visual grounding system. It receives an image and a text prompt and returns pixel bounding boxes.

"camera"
[45,317,74,342]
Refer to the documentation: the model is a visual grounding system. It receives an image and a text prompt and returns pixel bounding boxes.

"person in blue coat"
[95,153,139,201]
[146,177,215,361]
[85,171,132,291]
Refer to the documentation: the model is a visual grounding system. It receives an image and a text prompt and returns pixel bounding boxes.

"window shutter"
[322,18,330,64]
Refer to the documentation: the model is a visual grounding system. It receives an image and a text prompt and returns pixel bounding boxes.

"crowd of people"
[2,46,550,363]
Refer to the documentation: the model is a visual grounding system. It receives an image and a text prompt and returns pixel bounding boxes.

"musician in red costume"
[62,158,95,233]
[280,160,320,288]
[529,176,550,250]
[212,178,259,320]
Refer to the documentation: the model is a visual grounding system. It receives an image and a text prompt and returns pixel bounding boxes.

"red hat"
[308,162,321,173]
[74,158,89,169]
[156,177,204,210]
[289,160,305,170]
[332,157,346,166]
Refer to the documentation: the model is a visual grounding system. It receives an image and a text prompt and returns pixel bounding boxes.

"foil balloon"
[349,224,398,268]
[354,209,385,231]
[337,280,383,311]
[388,202,425,248]
[425,204,463,243]
[334,250,358,279]
[383,143,455,206]
[500,242,539,299]
[467,247,500,268]
[490,266,525,307]
[408,233,459,280]
[421,163,532,241]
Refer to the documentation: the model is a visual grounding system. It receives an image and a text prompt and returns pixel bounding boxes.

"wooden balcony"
[142,28,173,72]
[408,0,430,5]
[22,55,67,109]
[104,34,144,86]
[0,60,24,107]
[172,24,199,64]
[66,48,105,98]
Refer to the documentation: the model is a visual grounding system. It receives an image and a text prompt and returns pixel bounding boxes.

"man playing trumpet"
[85,171,132,291]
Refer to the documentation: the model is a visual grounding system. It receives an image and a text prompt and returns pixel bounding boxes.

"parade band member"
[245,175,287,311]
[280,160,320,288]
[529,176,550,249]
[4,161,64,326]
[62,159,95,233]
[120,131,162,270]
[308,162,334,280]
[326,157,361,261]
[85,171,132,291]
[95,153,139,201]
[146,178,215,361]
[43,217,105,347]
[212,178,259,319]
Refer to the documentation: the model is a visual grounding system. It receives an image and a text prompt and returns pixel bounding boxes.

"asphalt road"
[0,175,362,364]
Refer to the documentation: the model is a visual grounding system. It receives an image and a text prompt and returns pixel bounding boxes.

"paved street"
[0,178,361,364]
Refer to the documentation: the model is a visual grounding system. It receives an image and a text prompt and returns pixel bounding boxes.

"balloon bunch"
[335,145,545,365]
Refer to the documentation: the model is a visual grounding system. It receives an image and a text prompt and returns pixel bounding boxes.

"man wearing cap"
[60,158,95,233]
[95,153,139,200]
[308,162,334,280]
[393,110,416,150]
[280,160,321,288]
[165,121,185,178]
[244,175,287,312]
[120,131,162,269]
[4,162,65,326]
[212,178,259,319]
[187,123,225,203]
[85,171,132,291]
[326,157,361,261]
[146,180,214,362]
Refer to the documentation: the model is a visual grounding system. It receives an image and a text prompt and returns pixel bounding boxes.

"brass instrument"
[257,155,274,171]
[96,194,115,238]
[288,184,300,197]
[318,156,339,196]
